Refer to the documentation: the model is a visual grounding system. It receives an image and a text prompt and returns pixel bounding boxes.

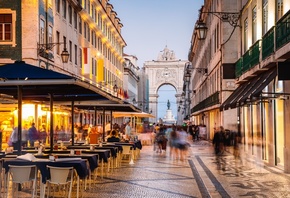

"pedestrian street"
[5,140,290,198]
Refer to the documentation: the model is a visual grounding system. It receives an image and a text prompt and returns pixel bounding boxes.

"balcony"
[191,92,219,113]
[235,10,290,78]
[262,26,275,60]
[243,40,260,72]
[276,9,290,50]
[235,58,243,78]
[235,40,260,78]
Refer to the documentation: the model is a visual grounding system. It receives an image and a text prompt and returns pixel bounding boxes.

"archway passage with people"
[144,46,187,125]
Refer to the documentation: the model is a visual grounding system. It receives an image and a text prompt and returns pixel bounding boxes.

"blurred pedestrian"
[188,124,194,142]
[39,124,47,144]
[212,126,225,155]
[155,125,167,153]
[194,125,200,141]
[125,121,132,140]
[28,123,39,147]
[21,124,29,147]
[169,127,179,159]
[177,126,190,161]
[212,126,226,170]
[10,126,19,150]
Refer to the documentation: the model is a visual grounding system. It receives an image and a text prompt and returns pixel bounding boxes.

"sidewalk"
[88,140,290,197]
[188,140,290,198]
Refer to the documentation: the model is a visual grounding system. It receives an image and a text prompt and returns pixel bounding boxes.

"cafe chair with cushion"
[5,165,37,198]
[46,166,74,198]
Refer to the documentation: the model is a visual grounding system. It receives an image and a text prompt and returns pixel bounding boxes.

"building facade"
[0,0,126,145]
[189,0,290,172]
[188,0,240,139]
[123,54,140,106]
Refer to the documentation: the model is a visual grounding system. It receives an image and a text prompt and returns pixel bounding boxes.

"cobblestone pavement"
[4,140,290,197]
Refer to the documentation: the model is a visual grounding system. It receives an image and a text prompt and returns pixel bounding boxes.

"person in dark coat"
[107,130,120,142]
[28,123,39,147]
[212,126,226,155]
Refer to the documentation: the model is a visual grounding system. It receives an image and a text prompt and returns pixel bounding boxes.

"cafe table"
[24,150,99,181]
[102,143,123,167]
[3,157,89,198]
[81,149,110,179]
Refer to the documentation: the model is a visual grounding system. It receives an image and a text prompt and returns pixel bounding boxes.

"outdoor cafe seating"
[0,139,142,197]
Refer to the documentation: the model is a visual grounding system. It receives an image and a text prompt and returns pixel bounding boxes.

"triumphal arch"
[144,46,187,125]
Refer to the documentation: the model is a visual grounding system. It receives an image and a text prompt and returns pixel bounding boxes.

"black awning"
[220,67,277,111]
[235,74,265,106]
[251,68,277,97]
[220,81,250,111]
[0,61,120,103]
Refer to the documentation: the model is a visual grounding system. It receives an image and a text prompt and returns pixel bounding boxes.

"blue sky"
[110,0,204,119]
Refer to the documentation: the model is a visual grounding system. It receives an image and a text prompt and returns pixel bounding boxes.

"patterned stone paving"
[3,140,290,197]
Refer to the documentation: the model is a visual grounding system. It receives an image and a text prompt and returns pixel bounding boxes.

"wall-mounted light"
[196,21,207,40]
[38,41,69,63]
[197,10,240,44]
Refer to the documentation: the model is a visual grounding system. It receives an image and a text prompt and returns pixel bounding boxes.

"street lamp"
[113,84,118,93]
[37,41,70,63]
[196,21,207,40]
[196,10,240,44]
[98,80,118,94]
[186,62,208,75]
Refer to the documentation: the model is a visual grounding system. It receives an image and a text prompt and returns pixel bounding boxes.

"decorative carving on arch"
[155,68,178,85]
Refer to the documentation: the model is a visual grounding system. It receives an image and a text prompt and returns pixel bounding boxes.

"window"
[74,44,77,65]
[244,18,248,52]
[55,0,60,13]
[48,25,53,44]
[88,26,90,42]
[252,6,257,43]
[69,40,72,62]
[68,5,72,24]
[276,0,283,21]
[87,0,90,13]
[262,0,268,35]
[92,58,95,75]
[79,17,82,34]
[39,19,45,44]
[84,22,87,39]
[74,11,77,29]
[79,48,82,68]
[91,30,94,45]
[62,0,66,19]
[63,36,66,50]
[91,5,94,20]
[56,31,60,54]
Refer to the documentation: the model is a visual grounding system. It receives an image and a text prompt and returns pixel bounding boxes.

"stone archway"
[144,46,187,125]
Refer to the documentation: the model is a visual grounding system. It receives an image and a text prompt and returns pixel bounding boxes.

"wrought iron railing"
[276,9,290,50]
[235,40,260,77]
[262,26,275,60]
[191,92,219,113]
[235,58,243,78]
[243,40,261,72]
